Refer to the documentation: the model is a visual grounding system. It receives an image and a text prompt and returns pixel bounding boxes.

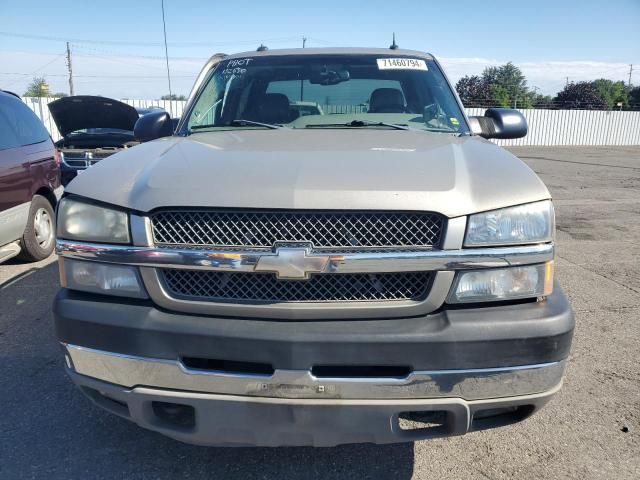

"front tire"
[18,195,55,262]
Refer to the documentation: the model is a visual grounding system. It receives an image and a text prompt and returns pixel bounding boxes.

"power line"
[0,31,301,48]
[69,48,203,74]
[72,46,206,62]
[0,72,195,78]
[2,53,65,89]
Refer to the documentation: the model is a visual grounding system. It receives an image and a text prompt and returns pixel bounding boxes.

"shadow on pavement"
[0,262,415,479]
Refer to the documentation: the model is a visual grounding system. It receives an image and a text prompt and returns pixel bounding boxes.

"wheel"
[18,195,55,262]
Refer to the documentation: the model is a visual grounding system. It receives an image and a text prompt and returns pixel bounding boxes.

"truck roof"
[223,47,434,60]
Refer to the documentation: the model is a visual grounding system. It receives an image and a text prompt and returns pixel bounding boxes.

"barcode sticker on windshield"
[377,58,428,70]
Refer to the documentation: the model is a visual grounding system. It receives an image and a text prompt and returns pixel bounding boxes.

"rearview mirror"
[468,108,527,139]
[309,67,350,85]
[134,111,174,142]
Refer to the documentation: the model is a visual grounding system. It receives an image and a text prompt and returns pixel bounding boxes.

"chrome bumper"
[64,343,566,401]
[56,238,555,319]
[56,240,554,274]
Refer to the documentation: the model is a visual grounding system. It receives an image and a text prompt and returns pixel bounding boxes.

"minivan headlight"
[465,200,554,246]
[57,198,130,244]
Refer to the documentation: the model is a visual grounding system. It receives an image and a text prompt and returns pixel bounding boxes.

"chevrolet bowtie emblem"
[254,247,330,280]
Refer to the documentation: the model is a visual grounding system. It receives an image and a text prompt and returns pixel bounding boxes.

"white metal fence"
[465,107,640,146]
[21,97,640,146]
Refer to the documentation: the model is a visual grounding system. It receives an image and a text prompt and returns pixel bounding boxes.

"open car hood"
[48,96,139,137]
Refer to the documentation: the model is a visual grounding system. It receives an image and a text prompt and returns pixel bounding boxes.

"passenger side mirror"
[134,111,174,142]
[468,108,528,139]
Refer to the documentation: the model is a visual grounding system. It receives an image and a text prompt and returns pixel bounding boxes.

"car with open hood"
[48,96,140,185]
[54,48,574,447]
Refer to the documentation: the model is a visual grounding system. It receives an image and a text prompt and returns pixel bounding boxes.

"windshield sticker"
[377,58,428,71]
[450,117,460,125]
[220,58,254,78]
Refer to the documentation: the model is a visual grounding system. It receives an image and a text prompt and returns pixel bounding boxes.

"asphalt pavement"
[0,146,638,479]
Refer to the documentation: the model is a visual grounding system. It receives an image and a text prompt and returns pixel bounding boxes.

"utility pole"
[302,36,307,48]
[629,64,633,88]
[66,42,74,96]
[566,76,569,87]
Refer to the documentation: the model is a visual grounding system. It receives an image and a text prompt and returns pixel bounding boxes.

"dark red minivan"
[0,91,62,263]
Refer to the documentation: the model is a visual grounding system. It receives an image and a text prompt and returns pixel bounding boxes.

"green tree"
[455,75,491,107]
[629,86,640,107]
[161,94,186,101]
[23,76,51,97]
[554,82,608,109]
[481,62,530,107]
[592,79,629,109]
[531,94,554,108]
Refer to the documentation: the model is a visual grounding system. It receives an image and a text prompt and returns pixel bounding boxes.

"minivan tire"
[18,195,55,262]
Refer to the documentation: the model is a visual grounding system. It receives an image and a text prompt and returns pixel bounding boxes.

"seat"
[368,88,406,113]
[244,93,295,124]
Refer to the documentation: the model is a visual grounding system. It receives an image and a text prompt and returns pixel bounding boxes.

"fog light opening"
[398,411,448,431]
[471,405,535,431]
[152,401,196,429]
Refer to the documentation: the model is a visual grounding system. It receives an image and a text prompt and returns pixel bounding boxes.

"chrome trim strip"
[441,216,467,250]
[56,240,554,274]
[130,214,153,247]
[64,343,566,401]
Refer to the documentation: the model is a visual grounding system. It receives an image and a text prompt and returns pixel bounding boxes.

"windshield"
[184,54,468,134]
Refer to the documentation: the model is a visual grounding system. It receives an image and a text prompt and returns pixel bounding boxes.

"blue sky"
[1,0,638,98]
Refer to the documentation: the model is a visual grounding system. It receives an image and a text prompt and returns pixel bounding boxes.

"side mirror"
[134,111,174,142]
[468,108,527,139]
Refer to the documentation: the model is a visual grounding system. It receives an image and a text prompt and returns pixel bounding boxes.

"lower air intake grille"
[161,270,433,303]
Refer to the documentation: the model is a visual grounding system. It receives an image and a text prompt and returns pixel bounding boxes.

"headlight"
[465,200,554,246]
[61,259,147,298]
[448,262,553,303]
[57,198,130,244]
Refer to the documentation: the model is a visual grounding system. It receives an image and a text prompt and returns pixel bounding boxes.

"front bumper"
[54,282,573,371]
[54,284,573,446]
[69,370,562,447]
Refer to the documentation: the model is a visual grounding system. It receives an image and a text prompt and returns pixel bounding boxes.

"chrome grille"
[151,210,445,250]
[161,270,433,303]
[61,151,112,169]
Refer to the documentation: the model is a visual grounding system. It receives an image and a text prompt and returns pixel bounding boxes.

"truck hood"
[48,96,139,137]
[65,129,550,218]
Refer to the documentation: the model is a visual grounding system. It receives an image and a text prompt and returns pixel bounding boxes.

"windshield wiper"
[190,119,283,132]
[305,120,411,131]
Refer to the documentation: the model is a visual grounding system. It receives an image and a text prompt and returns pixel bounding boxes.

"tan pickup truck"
[54,48,574,447]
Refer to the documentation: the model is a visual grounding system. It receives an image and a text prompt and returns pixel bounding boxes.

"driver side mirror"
[468,108,528,139]
[134,111,174,142]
